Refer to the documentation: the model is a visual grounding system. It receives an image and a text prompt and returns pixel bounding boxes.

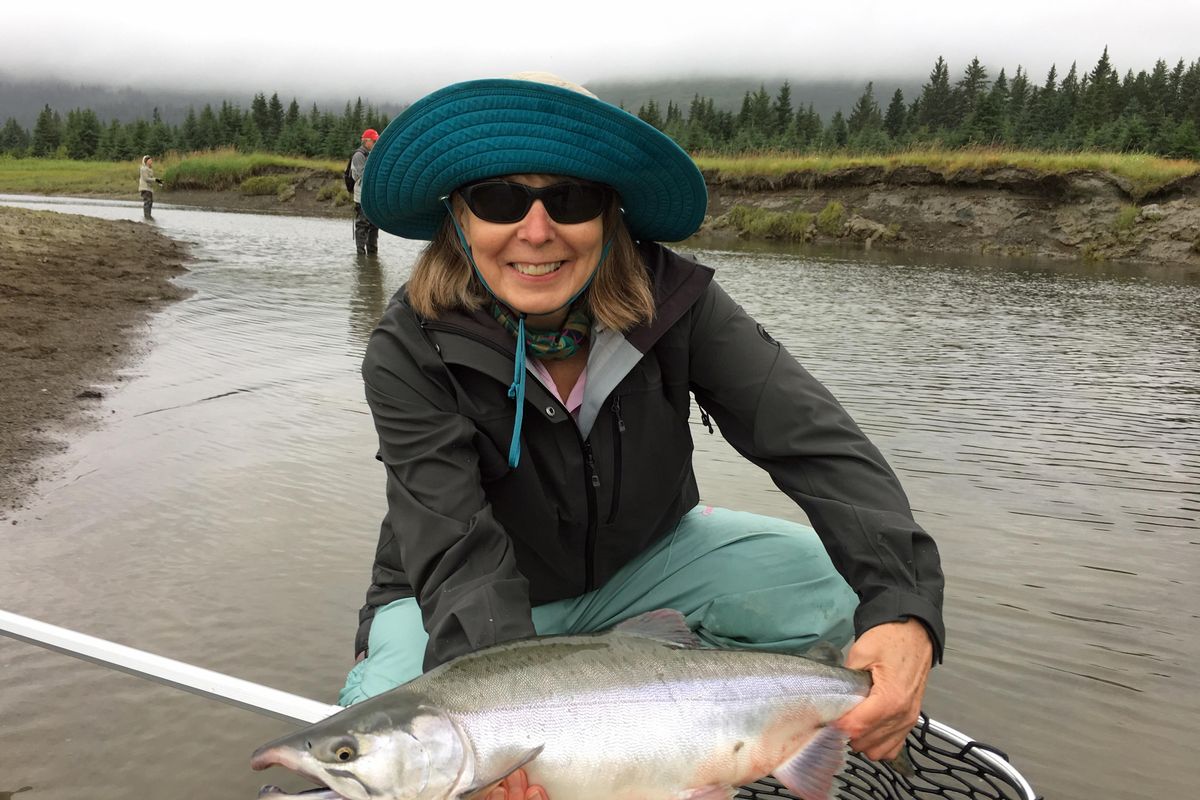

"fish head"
[251,696,473,800]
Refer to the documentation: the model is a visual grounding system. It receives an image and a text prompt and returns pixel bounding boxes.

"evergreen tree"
[637,99,664,130]
[953,56,990,125]
[793,103,822,149]
[31,104,63,156]
[179,108,200,151]
[197,104,220,150]
[883,88,907,141]
[918,56,954,131]
[145,107,174,155]
[772,81,794,137]
[218,101,242,147]
[63,108,102,159]
[1167,59,1187,120]
[1080,47,1118,131]
[250,93,271,140]
[266,92,285,144]
[0,117,31,155]
[847,82,882,134]
[1008,66,1031,125]
[1165,118,1200,158]
[825,110,849,148]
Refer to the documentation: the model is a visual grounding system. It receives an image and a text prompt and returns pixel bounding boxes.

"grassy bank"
[695,148,1200,198]
[3,147,1195,200]
[0,149,343,196]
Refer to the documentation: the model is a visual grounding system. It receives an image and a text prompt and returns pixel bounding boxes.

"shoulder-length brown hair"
[405,193,654,332]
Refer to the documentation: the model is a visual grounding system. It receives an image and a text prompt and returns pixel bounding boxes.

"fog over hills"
[1,73,926,130]
[0,74,408,129]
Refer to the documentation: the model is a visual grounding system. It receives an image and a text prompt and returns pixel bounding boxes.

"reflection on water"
[0,196,1198,800]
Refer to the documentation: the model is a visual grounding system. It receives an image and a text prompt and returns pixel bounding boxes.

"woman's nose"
[517,200,555,244]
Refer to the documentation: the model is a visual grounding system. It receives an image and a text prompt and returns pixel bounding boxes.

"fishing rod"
[0,608,340,725]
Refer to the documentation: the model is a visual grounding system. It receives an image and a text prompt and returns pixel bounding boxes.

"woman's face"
[456,174,604,329]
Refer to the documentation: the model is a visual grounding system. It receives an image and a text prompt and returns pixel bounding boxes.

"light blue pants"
[339,505,857,705]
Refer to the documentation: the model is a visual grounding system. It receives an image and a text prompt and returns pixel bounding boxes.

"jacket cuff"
[853,591,945,664]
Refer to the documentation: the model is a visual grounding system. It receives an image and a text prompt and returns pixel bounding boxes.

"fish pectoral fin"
[771,725,849,800]
[612,609,702,648]
[673,785,737,800]
[455,744,545,798]
[801,640,845,667]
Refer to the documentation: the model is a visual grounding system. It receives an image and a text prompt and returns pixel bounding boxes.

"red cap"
[362,128,379,141]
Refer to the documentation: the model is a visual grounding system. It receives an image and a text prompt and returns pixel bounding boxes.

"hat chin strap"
[443,198,613,468]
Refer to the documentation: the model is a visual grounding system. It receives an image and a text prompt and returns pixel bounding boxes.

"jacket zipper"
[582,439,600,592]
[424,320,599,592]
[606,396,624,524]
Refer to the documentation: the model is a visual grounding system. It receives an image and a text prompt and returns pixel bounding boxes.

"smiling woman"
[333,70,944,800]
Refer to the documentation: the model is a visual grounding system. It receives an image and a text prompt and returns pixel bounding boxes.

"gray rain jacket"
[357,242,945,670]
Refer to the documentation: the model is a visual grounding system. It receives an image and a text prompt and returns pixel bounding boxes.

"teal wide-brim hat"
[360,73,708,243]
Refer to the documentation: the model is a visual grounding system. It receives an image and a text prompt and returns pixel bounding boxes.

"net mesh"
[736,714,1039,800]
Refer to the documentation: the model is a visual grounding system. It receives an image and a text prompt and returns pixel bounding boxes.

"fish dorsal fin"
[772,725,848,800]
[613,609,702,648]
[803,641,846,667]
[455,745,544,798]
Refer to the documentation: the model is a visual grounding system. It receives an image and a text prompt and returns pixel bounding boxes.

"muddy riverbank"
[0,206,190,516]
[703,165,1200,267]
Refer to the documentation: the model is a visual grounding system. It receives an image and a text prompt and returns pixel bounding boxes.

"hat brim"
[360,79,707,242]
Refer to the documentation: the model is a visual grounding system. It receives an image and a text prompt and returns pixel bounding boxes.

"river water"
[0,195,1197,800]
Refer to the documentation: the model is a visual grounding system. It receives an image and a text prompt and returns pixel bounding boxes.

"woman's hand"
[835,618,934,760]
[485,768,547,800]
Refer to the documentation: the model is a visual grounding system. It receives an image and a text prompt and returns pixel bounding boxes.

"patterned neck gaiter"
[491,302,591,361]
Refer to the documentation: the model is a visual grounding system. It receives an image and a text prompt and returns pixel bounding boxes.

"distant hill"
[587,76,926,122]
[0,74,407,128]
[0,73,928,131]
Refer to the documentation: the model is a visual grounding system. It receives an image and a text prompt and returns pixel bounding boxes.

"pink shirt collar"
[528,358,587,419]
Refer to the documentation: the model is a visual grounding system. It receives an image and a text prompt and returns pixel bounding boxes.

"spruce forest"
[2,49,1199,161]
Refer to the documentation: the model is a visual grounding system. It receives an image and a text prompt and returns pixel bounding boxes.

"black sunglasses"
[458,180,610,224]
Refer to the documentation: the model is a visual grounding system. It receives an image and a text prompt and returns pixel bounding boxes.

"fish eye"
[335,746,354,762]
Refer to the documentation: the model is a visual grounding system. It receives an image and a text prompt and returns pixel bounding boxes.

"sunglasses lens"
[464,182,530,223]
[543,183,608,223]
[463,181,608,224]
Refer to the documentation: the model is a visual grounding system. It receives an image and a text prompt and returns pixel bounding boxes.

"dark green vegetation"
[2,50,1199,162]
[0,93,390,161]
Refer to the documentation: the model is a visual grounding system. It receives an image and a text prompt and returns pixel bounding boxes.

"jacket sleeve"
[687,280,946,661]
[350,150,366,183]
[357,317,536,670]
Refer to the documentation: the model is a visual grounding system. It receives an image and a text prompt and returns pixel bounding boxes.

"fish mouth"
[251,746,348,800]
[258,785,346,800]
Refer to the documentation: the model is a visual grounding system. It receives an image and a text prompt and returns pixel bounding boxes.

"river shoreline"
[19,162,1200,269]
[0,205,190,517]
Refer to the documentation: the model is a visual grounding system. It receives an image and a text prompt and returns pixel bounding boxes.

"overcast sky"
[3,1,1198,102]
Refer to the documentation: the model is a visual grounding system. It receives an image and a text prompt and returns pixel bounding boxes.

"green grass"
[724,205,814,240]
[0,154,154,194]
[0,149,343,195]
[165,149,341,190]
[1112,204,1140,233]
[695,147,1200,198]
[815,200,846,236]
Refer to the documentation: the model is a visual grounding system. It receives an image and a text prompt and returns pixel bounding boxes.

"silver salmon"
[251,609,870,800]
